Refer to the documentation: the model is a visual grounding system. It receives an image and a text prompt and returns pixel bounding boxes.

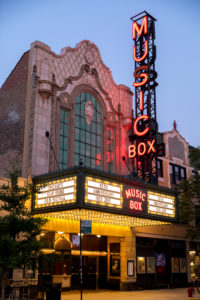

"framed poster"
[147,257,155,273]
[179,258,187,273]
[137,257,145,274]
[155,253,166,267]
[72,234,80,248]
[110,255,120,276]
[127,260,134,277]
[172,258,179,273]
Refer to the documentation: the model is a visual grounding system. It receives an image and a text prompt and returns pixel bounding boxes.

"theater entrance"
[71,234,108,289]
[71,255,107,289]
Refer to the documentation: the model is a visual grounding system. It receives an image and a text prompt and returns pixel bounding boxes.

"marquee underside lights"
[147,191,175,217]
[85,177,123,208]
[36,209,170,228]
[35,176,76,208]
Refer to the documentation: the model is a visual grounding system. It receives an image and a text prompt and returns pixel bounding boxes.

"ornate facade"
[0,40,199,290]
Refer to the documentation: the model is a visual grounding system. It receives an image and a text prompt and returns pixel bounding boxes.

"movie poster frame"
[171,257,179,273]
[137,256,146,274]
[147,257,155,273]
[127,260,134,277]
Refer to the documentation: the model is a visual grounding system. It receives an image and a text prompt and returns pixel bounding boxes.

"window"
[157,159,163,177]
[59,108,69,169]
[23,267,35,279]
[192,170,198,176]
[106,127,114,173]
[170,163,186,185]
[74,92,102,169]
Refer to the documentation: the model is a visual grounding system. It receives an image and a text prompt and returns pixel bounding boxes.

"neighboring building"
[0,40,199,290]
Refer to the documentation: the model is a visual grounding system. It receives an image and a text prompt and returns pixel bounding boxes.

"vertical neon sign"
[129,11,158,183]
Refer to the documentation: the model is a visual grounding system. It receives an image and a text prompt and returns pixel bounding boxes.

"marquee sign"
[147,191,175,217]
[33,172,176,220]
[35,176,76,208]
[85,177,123,208]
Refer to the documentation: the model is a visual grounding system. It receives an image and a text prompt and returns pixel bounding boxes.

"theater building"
[0,37,199,290]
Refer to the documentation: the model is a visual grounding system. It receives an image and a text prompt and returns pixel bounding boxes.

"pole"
[80,220,83,300]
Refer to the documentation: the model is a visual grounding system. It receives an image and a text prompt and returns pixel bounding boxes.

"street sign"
[81,220,92,234]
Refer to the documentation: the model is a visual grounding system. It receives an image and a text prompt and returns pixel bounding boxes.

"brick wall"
[0,51,29,177]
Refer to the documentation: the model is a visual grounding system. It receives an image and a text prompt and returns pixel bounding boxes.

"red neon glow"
[133,41,148,62]
[128,140,157,158]
[107,128,113,141]
[96,153,101,165]
[128,145,136,158]
[133,66,148,87]
[129,200,142,211]
[106,128,114,163]
[134,115,149,136]
[139,90,144,111]
[147,139,156,154]
[106,152,113,163]
[138,142,146,156]
[125,188,146,201]
[132,16,148,39]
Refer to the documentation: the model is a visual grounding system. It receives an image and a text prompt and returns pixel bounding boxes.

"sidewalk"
[61,288,200,300]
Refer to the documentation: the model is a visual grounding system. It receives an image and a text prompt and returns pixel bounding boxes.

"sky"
[1,0,200,147]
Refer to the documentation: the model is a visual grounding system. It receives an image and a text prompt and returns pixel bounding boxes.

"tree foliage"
[178,174,200,239]
[0,168,47,300]
[189,146,200,170]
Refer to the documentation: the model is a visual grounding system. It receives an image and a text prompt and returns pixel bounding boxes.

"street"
[61,288,200,300]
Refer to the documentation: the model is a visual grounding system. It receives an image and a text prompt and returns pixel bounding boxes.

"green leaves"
[178,174,200,239]
[0,168,47,272]
[189,146,200,170]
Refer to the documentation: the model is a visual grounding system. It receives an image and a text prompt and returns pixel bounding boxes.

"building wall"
[0,40,199,289]
[0,52,29,177]
[158,125,198,189]
[15,41,133,178]
[0,176,28,216]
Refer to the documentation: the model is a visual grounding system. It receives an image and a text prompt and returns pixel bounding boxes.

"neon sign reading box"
[35,176,76,208]
[85,177,123,208]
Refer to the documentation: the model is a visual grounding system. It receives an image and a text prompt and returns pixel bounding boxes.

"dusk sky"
[1,0,200,147]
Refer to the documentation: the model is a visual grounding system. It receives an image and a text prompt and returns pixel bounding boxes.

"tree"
[0,168,47,300]
[178,174,200,239]
[189,146,200,170]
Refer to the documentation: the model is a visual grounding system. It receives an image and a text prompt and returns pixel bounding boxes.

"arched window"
[74,92,103,169]
[59,108,69,170]
[106,126,115,173]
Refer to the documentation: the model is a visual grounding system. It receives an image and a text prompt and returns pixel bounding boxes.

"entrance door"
[83,256,96,289]
[83,256,107,289]
[71,255,107,289]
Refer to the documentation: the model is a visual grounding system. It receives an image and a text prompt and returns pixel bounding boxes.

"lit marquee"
[85,177,123,208]
[147,191,175,218]
[35,176,76,208]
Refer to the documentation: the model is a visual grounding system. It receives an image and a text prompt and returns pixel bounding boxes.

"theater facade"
[32,165,182,290]
[0,22,195,289]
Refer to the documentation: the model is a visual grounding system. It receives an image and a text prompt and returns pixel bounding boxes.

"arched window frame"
[106,113,117,174]
[55,93,72,170]
[70,85,107,170]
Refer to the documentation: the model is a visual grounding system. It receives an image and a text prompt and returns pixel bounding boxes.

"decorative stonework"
[31,40,133,117]
[85,49,95,65]
[84,100,94,125]
[164,127,189,167]
[168,136,185,162]
[59,93,70,106]
[38,80,52,100]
